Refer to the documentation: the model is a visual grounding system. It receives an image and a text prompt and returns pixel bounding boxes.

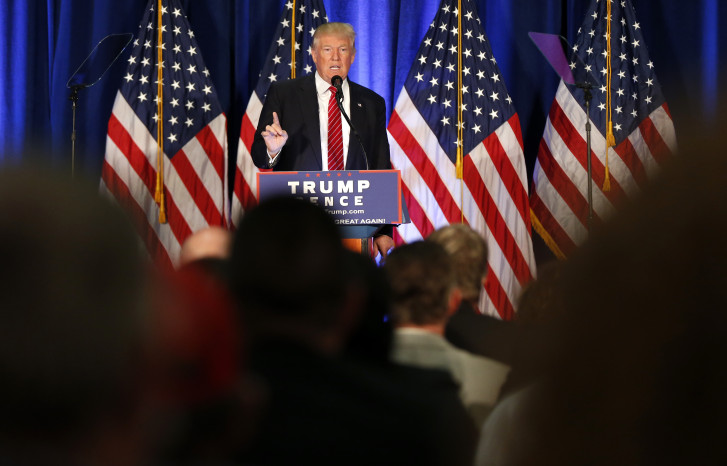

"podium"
[257,170,410,256]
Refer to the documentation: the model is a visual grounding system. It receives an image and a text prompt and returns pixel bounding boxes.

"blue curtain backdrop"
[0,0,724,181]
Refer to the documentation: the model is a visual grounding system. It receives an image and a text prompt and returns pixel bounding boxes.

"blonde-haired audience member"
[427,224,518,365]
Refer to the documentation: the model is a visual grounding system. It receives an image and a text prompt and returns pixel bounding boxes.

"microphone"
[331,75,343,102]
[330,75,370,170]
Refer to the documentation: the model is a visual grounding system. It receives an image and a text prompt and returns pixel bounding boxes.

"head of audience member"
[0,167,151,466]
[312,22,356,84]
[153,261,264,465]
[384,241,461,333]
[342,250,394,363]
[493,260,567,397]
[178,226,233,268]
[427,224,488,306]
[515,260,566,326]
[170,227,240,414]
[513,125,727,464]
[229,196,361,355]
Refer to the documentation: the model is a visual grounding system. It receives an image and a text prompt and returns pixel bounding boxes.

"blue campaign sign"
[257,170,404,225]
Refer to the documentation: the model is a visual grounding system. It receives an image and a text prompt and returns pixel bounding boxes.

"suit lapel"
[347,81,367,170]
[298,75,322,170]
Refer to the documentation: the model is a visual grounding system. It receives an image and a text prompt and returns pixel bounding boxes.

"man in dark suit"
[251,22,394,257]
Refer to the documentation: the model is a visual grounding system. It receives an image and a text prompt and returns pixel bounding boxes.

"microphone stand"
[576,81,594,231]
[332,78,370,170]
[69,85,86,178]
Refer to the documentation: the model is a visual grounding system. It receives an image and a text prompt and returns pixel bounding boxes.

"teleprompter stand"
[529,32,600,230]
[66,33,133,177]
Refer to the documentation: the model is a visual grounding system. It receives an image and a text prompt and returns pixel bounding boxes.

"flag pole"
[456,0,464,223]
[584,85,594,231]
[155,0,167,223]
[290,0,297,79]
[603,0,614,191]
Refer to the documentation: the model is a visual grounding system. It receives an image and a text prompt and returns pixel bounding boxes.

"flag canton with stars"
[405,0,516,162]
[121,0,223,158]
[255,0,328,100]
[569,0,666,144]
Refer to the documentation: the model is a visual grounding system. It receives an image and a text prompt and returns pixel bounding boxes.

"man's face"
[311,33,356,84]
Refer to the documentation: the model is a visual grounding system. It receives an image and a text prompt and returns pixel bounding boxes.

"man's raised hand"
[261,111,288,156]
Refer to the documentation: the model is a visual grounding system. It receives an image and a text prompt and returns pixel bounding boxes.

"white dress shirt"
[391,327,511,428]
[314,72,351,170]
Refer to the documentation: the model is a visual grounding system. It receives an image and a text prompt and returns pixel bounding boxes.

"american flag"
[101,0,228,270]
[231,0,327,227]
[531,0,677,258]
[388,0,536,320]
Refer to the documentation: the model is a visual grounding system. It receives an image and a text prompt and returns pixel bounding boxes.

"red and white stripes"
[531,82,677,258]
[389,89,536,320]
[101,91,228,269]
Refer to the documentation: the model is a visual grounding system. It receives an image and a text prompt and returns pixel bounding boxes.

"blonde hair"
[312,22,356,53]
[427,224,488,302]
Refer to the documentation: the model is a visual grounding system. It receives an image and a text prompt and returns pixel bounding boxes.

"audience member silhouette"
[495,260,566,398]
[229,196,478,465]
[385,241,510,428]
[155,260,264,466]
[341,249,394,364]
[178,226,233,269]
[476,123,727,464]
[0,167,151,466]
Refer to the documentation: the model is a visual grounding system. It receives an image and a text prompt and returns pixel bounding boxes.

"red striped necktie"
[327,85,344,171]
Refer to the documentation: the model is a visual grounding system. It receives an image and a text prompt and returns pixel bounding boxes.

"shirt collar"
[315,71,348,96]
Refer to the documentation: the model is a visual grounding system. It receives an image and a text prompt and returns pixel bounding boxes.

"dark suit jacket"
[241,340,478,466]
[251,74,392,171]
[445,300,518,365]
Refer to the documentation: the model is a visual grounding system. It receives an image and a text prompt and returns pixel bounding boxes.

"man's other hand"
[373,234,395,261]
